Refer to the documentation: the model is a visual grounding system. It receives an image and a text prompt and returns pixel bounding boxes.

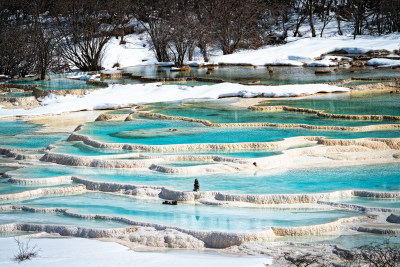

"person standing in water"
[193,179,200,192]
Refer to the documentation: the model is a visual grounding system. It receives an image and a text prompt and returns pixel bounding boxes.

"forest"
[0,0,399,79]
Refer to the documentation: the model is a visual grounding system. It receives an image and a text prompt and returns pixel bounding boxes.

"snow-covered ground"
[100,31,400,69]
[0,237,271,267]
[212,34,400,66]
[103,34,157,69]
[0,83,348,118]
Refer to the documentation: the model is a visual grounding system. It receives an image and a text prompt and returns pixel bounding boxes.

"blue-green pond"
[12,192,360,232]
[5,163,399,194]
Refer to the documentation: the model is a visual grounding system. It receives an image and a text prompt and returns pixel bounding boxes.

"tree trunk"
[309,0,316,37]
[199,42,209,62]
[188,43,195,61]
[337,16,343,35]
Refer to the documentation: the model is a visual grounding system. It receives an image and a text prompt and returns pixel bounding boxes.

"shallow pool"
[7,163,399,194]
[0,210,128,228]
[335,197,400,208]
[15,192,360,231]
[260,93,400,116]
[150,99,400,126]
[123,65,400,84]
[80,120,400,146]
[8,74,99,90]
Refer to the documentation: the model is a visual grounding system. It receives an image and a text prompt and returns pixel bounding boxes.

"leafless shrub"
[284,252,331,267]
[340,238,400,267]
[13,238,40,263]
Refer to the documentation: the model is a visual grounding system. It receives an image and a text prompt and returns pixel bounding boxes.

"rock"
[387,213,400,223]
[315,70,331,74]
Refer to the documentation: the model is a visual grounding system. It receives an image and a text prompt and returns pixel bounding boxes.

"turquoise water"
[16,192,360,231]
[0,121,39,135]
[5,165,74,179]
[0,210,128,228]
[151,100,400,126]
[52,142,280,157]
[123,65,400,84]
[0,133,67,149]
[1,92,32,98]
[7,163,399,194]
[0,181,44,194]
[8,74,99,90]
[80,120,400,146]
[51,142,133,156]
[261,93,400,116]
[80,163,400,193]
[336,197,400,208]
[0,121,67,149]
[0,182,74,195]
[0,166,18,174]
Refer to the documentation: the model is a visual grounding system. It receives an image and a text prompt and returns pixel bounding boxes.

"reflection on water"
[14,192,360,231]
[123,65,400,84]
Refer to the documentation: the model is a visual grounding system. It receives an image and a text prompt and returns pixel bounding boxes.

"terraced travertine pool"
[8,193,360,232]
[122,65,400,84]
[259,92,400,116]
[79,120,400,145]
[145,96,400,125]
[7,74,99,90]
[0,210,129,228]
[5,163,399,194]
[0,69,399,251]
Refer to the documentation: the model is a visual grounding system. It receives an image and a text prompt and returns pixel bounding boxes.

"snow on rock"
[0,83,349,118]
[211,34,400,66]
[366,58,400,68]
[307,56,351,67]
[160,62,175,67]
[0,237,271,267]
[187,61,206,67]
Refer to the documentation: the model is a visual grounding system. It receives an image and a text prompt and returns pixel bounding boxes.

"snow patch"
[0,237,271,267]
[0,83,349,118]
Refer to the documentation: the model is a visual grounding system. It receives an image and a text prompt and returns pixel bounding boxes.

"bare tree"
[0,2,35,78]
[205,0,266,55]
[133,0,172,62]
[317,0,335,37]
[55,0,113,71]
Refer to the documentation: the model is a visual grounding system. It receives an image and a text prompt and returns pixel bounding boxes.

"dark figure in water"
[193,179,200,192]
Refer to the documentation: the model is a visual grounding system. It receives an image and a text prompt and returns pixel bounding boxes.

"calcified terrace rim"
[248,105,400,122]
[68,130,322,152]
[67,131,400,155]
[0,184,86,201]
[0,204,373,248]
[4,175,400,205]
[132,111,400,131]
[69,123,400,152]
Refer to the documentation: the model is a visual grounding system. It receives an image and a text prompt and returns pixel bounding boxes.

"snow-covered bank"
[98,33,400,69]
[0,83,348,118]
[0,237,271,267]
[213,34,400,66]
